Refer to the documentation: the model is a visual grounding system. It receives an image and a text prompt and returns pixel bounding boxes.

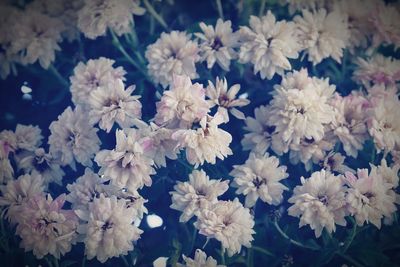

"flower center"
[253,177,264,189]
[211,37,223,50]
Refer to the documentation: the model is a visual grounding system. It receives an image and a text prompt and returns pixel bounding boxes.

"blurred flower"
[288,170,347,238]
[170,169,229,222]
[9,9,64,68]
[371,4,400,49]
[155,75,209,129]
[94,129,155,192]
[294,8,349,65]
[344,168,397,228]
[238,11,300,79]
[146,31,199,88]
[178,249,225,267]
[70,57,126,107]
[195,19,238,71]
[320,151,355,174]
[206,77,250,122]
[367,96,400,153]
[241,105,276,155]
[17,148,65,186]
[230,153,288,208]
[195,198,255,256]
[353,54,400,87]
[48,106,100,169]
[75,194,143,263]
[0,172,45,224]
[88,79,142,132]
[172,114,232,167]
[78,0,145,39]
[16,194,78,259]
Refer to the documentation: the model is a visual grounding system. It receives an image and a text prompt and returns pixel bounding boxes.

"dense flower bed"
[0,0,400,266]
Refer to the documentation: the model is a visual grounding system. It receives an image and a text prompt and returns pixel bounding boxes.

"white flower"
[70,57,126,107]
[269,69,335,150]
[172,114,232,167]
[195,19,239,71]
[14,124,43,151]
[48,106,101,169]
[329,93,370,158]
[294,8,349,65]
[75,194,143,263]
[77,0,145,39]
[194,198,255,256]
[170,169,229,222]
[206,77,250,122]
[17,148,65,186]
[353,54,400,87]
[88,79,142,132]
[344,168,397,228]
[154,75,210,128]
[16,194,78,259]
[66,168,108,210]
[178,249,225,267]
[238,11,300,79]
[288,170,347,238]
[320,151,355,175]
[230,153,288,208]
[9,9,64,68]
[94,129,155,192]
[373,159,400,189]
[241,105,276,155]
[371,4,400,49]
[146,31,200,88]
[367,97,400,153]
[289,136,335,171]
[0,172,45,224]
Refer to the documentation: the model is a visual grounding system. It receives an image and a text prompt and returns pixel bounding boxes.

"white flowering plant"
[0,0,400,266]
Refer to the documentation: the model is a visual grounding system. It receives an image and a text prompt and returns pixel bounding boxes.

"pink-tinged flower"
[155,75,210,129]
[371,4,400,49]
[329,92,370,158]
[16,194,78,259]
[206,77,250,122]
[178,249,226,267]
[353,54,400,87]
[344,168,397,228]
[172,114,232,167]
[0,172,45,224]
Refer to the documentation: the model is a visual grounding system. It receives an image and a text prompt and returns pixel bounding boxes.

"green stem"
[111,31,141,70]
[342,217,357,253]
[122,255,130,267]
[336,252,364,267]
[48,64,69,88]
[219,244,226,265]
[252,246,274,257]
[215,0,224,20]
[247,247,254,267]
[274,219,319,251]
[143,0,168,30]
[259,0,267,17]
[44,257,54,267]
